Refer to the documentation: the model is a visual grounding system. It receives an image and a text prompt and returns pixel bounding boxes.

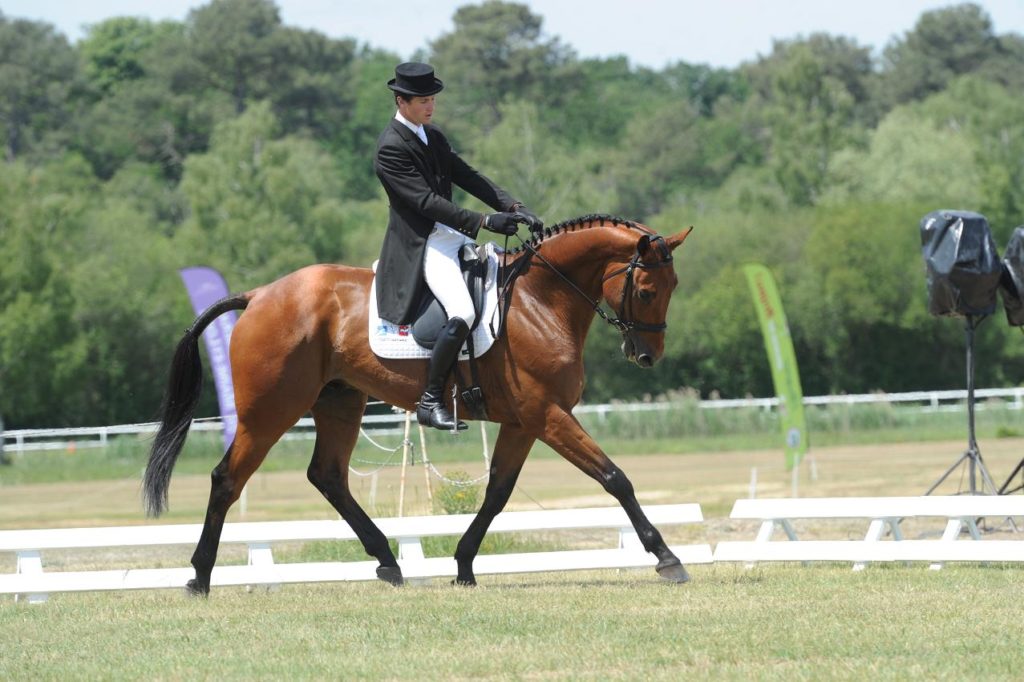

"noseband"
[513,232,674,339]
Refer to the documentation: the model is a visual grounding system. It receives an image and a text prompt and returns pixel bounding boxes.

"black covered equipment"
[919,210,1000,317]
[999,226,1024,326]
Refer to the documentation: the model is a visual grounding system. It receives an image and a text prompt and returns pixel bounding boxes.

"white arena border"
[6,496,1024,602]
[1,504,711,603]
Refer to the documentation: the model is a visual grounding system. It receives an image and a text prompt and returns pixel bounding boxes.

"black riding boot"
[417,317,470,431]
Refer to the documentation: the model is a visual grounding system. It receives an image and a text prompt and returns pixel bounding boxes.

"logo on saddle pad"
[374,322,411,337]
[368,243,503,360]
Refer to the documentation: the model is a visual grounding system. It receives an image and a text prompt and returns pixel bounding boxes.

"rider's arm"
[375,142,485,238]
[449,148,519,214]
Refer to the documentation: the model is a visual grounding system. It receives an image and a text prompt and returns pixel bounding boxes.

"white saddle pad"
[368,242,503,360]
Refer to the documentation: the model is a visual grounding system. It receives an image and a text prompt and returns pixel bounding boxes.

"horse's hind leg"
[539,407,689,583]
[453,424,535,585]
[188,427,274,596]
[306,383,403,586]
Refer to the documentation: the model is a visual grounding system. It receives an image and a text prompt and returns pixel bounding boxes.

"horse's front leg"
[539,407,690,583]
[452,423,535,585]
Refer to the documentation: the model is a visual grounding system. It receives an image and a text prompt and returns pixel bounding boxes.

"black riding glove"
[513,205,544,233]
[483,212,522,236]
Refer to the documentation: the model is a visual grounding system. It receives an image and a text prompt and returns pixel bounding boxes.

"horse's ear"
[666,226,694,252]
[636,234,652,254]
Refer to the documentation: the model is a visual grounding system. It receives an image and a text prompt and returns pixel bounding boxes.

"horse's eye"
[638,289,654,302]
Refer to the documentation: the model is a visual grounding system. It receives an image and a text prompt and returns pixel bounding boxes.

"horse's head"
[601,227,692,367]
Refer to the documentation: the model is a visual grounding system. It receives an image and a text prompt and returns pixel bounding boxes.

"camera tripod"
[999,458,1024,494]
[926,315,1000,496]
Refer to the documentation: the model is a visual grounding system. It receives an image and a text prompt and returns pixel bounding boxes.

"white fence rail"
[6,387,1024,454]
[713,495,1024,569]
[1,413,407,454]
[8,495,1024,602]
[1,504,711,602]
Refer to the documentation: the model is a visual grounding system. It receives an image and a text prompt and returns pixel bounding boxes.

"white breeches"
[423,224,476,327]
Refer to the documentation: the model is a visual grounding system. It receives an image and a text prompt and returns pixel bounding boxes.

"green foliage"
[0,16,81,161]
[186,0,283,114]
[746,35,871,205]
[822,107,982,206]
[3,0,1024,426]
[174,101,348,286]
[0,158,101,426]
[428,1,577,138]
[79,17,165,93]
[880,3,1000,106]
[330,48,403,199]
[469,101,611,219]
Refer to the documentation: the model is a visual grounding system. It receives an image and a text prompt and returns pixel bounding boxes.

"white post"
[15,550,47,604]
[418,424,433,506]
[480,421,490,468]
[369,471,378,511]
[398,411,412,517]
[748,467,758,499]
[791,463,799,498]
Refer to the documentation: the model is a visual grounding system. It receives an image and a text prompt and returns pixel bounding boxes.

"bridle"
[508,230,674,338]
[601,235,674,334]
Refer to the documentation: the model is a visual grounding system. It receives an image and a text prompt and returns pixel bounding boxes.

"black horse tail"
[144,294,250,517]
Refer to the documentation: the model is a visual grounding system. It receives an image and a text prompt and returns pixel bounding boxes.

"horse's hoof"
[376,565,404,586]
[451,576,477,587]
[655,559,690,584]
[185,578,210,597]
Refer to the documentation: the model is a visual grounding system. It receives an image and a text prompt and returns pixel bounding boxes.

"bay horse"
[144,214,693,595]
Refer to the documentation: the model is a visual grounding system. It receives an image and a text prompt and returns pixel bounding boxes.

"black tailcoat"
[374,119,517,324]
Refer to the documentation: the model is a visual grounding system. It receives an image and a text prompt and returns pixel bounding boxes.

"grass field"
[3,407,1024,679]
[2,566,1022,680]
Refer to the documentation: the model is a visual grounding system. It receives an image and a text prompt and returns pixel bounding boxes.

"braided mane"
[506,213,652,255]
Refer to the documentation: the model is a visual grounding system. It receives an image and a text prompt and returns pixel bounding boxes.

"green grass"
[3,417,1024,679]
[1,566,1020,680]
[288,532,554,564]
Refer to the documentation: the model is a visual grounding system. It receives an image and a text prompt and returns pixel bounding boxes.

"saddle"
[410,243,489,348]
[368,242,506,420]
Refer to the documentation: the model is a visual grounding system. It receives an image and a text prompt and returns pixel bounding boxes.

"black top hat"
[387,62,444,96]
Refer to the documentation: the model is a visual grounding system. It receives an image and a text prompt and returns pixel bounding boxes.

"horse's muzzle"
[621,336,657,368]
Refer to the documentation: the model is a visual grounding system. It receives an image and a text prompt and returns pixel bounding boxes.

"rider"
[374,62,543,432]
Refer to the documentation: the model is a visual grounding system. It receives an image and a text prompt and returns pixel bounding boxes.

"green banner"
[743,264,809,469]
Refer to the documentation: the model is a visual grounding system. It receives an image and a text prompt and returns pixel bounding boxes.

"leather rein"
[507,230,674,337]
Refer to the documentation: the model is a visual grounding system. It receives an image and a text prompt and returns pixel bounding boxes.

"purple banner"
[178,266,237,452]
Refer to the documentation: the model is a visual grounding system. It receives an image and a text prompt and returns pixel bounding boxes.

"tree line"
[2,0,1024,428]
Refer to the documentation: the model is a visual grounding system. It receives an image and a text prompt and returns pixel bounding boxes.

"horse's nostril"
[637,354,653,368]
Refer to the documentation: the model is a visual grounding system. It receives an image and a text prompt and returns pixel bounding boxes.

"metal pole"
[966,316,978,494]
